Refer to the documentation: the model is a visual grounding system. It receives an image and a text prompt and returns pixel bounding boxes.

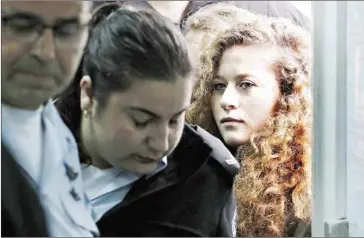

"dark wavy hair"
[56,2,193,163]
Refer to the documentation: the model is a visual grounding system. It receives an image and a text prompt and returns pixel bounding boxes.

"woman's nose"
[220,85,240,110]
[147,125,169,156]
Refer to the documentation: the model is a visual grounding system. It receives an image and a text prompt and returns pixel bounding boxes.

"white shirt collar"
[82,156,168,201]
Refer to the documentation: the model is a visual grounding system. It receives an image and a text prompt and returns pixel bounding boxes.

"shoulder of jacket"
[189,124,240,177]
[293,219,311,237]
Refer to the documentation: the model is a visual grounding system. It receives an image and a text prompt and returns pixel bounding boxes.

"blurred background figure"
[179,1,311,32]
[92,1,311,30]
[1,1,99,236]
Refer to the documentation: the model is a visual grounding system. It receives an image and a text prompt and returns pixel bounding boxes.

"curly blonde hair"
[186,10,312,237]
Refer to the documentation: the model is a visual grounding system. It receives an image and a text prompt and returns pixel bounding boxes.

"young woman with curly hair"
[186,6,312,237]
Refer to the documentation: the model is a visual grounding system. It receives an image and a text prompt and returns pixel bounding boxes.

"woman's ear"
[80,75,93,111]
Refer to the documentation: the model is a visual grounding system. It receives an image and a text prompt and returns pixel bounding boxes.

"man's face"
[1,1,92,109]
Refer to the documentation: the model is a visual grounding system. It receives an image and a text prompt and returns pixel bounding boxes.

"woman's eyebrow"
[129,105,190,119]
[129,107,159,118]
[215,75,226,81]
[173,105,190,117]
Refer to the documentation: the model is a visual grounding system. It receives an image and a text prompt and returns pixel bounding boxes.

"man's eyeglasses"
[2,13,89,48]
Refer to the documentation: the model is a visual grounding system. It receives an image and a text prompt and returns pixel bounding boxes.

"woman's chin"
[222,134,249,148]
[121,161,159,175]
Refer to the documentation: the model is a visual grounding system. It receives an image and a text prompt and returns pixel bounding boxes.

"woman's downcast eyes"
[132,114,181,129]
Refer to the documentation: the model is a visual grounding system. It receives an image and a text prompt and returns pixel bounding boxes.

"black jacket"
[1,144,49,237]
[97,124,240,237]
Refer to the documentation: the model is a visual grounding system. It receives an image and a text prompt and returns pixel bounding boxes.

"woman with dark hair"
[56,3,239,237]
[186,4,312,237]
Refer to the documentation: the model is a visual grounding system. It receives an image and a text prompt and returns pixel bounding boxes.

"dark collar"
[101,124,213,217]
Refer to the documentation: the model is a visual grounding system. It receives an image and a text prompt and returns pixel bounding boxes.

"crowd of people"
[1,1,312,237]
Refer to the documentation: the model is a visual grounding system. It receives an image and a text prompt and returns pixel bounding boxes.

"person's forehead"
[218,44,278,82]
[111,79,192,117]
[2,1,92,20]
[223,44,278,62]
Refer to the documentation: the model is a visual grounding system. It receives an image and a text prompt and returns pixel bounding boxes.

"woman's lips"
[133,155,158,164]
[220,117,245,124]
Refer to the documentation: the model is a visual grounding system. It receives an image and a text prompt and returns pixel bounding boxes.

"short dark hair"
[56,3,193,163]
